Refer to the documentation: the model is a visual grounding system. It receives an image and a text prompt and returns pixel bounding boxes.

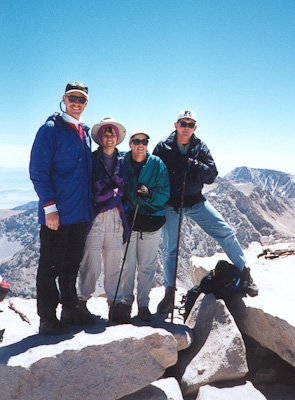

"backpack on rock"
[179,260,241,322]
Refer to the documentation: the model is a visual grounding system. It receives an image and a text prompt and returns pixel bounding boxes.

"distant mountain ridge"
[1,167,295,297]
[13,201,38,211]
[224,166,295,202]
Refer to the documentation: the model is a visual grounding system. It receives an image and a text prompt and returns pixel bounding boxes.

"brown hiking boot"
[240,267,259,297]
[157,287,174,314]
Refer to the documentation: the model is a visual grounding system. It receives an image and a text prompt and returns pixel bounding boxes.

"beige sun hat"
[91,117,126,145]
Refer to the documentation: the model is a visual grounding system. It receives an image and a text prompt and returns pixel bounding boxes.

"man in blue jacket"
[153,109,258,314]
[30,81,93,335]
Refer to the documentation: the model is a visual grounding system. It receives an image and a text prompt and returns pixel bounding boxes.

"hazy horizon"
[1,164,294,210]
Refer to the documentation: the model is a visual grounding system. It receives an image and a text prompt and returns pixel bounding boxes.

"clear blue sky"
[1,0,295,178]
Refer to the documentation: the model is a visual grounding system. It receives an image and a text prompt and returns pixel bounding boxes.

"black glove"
[177,155,198,175]
[136,184,150,201]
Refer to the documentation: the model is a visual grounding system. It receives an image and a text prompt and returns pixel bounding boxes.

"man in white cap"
[153,109,258,314]
[30,81,92,335]
[77,117,129,323]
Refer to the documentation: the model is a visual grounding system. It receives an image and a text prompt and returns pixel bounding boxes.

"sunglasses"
[178,121,195,128]
[66,95,87,104]
[131,138,149,145]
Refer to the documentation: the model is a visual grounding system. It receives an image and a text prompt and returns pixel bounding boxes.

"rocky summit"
[1,243,295,399]
[0,167,295,399]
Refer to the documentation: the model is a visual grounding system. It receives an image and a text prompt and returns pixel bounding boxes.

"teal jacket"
[124,151,170,216]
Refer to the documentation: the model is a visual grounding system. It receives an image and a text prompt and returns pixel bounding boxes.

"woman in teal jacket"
[120,129,170,323]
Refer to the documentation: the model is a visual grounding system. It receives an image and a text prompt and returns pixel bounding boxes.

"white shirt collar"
[61,112,83,128]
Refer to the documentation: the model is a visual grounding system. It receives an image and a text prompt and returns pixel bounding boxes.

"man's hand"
[136,184,150,201]
[178,155,199,175]
[178,155,191,175]
[45,211,59,230]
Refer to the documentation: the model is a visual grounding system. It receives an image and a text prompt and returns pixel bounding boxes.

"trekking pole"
[171,171,187,323]
[110,197,140,316]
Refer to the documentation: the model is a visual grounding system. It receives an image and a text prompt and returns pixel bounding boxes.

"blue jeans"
[162,200,246,288]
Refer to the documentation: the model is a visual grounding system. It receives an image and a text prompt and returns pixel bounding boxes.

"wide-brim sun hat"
[91,117,126,145]
[129,128,150,143]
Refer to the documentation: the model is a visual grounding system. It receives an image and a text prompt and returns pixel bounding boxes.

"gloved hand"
[178,155,198,175]
[136,184,150,201]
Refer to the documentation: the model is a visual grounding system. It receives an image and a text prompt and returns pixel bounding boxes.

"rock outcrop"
[190,246,295,368]
[0,322,184,400]
[169,294,248,397]
[1,242,295,399]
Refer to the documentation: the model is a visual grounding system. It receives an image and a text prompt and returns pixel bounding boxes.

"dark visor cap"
[65,81,88,98]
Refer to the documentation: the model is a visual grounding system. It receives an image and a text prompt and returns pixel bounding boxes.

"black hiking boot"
[240,267,259,297]
[61,305,95,326]
[109,303,131,325]
[77,300,96,325]
[138,307,151,322]
[119,303,132,324]
[157,287,174,314]
[39,319,71,336]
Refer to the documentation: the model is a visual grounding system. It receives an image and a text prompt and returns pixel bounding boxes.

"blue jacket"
[124,151,170,216]
[29,113,92,225]
[153,131,218,208]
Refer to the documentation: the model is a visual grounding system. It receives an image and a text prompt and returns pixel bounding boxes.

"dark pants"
[37,223,87,322]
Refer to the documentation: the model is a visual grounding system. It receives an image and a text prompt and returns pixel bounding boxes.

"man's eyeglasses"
[131,138,149,145]
[66,95,87,104]
[178,121,195,128]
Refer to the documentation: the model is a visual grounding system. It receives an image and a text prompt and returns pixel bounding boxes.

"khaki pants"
[78,208,124,305]
[121,229,161,308]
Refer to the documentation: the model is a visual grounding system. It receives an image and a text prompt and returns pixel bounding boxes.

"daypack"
[179,260,241,322]
[0,275,10,302]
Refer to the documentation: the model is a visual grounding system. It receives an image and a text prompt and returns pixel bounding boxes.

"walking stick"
[109,197,140,321]
[171,172,187,323]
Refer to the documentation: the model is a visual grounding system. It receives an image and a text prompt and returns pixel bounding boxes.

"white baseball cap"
[177,109,197,122]
[129,128,150,143]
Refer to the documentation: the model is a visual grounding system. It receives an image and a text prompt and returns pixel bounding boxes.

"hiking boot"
[77,300,96,325]
[138,307,151,322]
[240,267,259,297]
[61,306,95,326]
[157,287,175,314]
[39,319,71,336]
[109,303,131,324]
[120,303,132,324]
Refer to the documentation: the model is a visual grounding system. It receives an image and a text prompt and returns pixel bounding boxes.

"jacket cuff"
[44,204,58,214]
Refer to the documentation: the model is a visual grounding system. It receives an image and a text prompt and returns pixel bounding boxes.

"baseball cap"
[65,81,88,99]
[129,128,150,143]
[177,109,197,122]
